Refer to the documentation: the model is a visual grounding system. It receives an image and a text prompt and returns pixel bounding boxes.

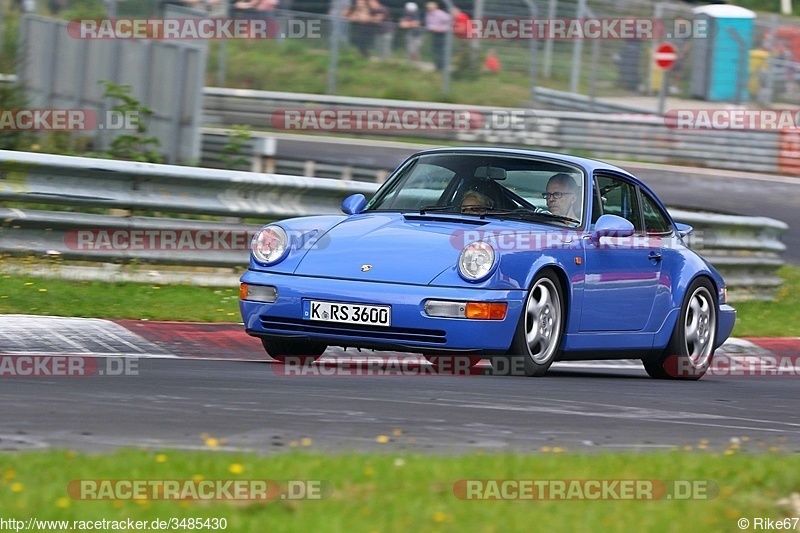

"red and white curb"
[0,315,797,366]
[0,315,174,358]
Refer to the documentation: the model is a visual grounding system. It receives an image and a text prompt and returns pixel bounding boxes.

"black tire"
[643,277,717,380]
[261,337,327,364]
[501,270,565,377]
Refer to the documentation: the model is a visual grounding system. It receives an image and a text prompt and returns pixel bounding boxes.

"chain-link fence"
[7,0,800,110]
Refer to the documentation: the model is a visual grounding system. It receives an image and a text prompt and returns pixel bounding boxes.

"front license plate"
[303,300,391,327]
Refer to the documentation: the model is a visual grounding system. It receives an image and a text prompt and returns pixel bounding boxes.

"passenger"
[461,190,493,214]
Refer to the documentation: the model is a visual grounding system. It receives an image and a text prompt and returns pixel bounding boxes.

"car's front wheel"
[261,337,327,364]
[643,277,717,380]
[500,270,565,377]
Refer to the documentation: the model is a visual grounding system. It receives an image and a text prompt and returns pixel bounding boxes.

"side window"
[594,174,643,232]
[640,190,673,235]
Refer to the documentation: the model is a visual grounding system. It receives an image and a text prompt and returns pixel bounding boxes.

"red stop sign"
[654,42,678,70]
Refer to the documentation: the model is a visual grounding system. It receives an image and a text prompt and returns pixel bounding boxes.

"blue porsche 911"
[239,148,736,379]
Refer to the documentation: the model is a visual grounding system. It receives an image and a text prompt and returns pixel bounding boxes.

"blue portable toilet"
[690,4,756,102]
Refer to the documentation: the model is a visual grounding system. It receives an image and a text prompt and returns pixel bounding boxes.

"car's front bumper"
[239,270,527,353]
[716,304,737,349]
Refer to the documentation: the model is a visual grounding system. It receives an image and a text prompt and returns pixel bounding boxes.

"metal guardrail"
[202,87,799,176]
[201,129,417,182]
[0,150,375,218]
[530,87,658,114]
[0,208,259,268]
[0,150,787,300]
[0,77,795,174]
[666,210,787,301]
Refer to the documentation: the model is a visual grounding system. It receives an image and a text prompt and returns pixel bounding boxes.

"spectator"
[49,0,67,15]
[425,1,451,72]
[482,49,500,73]
[178,0,225,15]
[450,6,473,77]
[233,0,278,20]
[399,2,423,62]
[14,0,36,13]
[452,6,470,39]
[345,0,374,58]
[369,0,393,60]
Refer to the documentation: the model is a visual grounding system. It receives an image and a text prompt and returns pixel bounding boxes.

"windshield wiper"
[419,205,457,214]
[479,208,580,226]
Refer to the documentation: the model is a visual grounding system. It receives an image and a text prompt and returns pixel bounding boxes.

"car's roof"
[412,147,636,178]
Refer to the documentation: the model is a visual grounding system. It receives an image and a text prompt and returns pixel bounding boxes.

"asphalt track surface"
[2,162,799,454]
[1,317,798,455]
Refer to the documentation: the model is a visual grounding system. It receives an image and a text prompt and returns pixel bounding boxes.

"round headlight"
[458,241,495,281]
[252,225,288,265]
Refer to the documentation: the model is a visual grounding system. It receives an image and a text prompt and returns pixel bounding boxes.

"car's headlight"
[251,225,288,265]
[458,241,495,281]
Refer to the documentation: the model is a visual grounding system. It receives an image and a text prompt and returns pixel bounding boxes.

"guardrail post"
[251,137,277,173]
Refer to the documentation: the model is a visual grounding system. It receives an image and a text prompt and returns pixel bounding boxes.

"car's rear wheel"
[261,337,327,364]
[643,278,717,380]
[499,270,564,377]
[424,355,483,372]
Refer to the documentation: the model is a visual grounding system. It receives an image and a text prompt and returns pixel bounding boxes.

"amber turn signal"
[465,302,508,320]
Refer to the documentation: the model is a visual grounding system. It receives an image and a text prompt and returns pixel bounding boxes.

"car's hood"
[293,213,490,285]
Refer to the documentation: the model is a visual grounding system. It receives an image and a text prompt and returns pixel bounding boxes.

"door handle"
[648,251,662,262]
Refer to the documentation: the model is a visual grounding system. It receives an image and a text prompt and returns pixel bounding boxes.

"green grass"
[1,449,799,532]
[0,267,241,322]
[2,260,799,335]
[732,265,800,337]
[211,40,541,107]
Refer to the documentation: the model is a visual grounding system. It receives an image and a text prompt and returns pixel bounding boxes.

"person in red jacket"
[482,49,501,73]
[452,6,470,39]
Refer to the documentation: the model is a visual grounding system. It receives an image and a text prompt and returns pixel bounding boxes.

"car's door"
[637,185,680,324]
[579,172,663,332]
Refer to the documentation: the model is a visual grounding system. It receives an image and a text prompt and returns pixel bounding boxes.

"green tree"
[100,80,163,163]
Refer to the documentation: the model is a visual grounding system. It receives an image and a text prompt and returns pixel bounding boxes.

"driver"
[543,173,579,219]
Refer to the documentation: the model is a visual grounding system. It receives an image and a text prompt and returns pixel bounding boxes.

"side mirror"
[675,222,693,239]
[341,194,367,215]
[590,214,635,245]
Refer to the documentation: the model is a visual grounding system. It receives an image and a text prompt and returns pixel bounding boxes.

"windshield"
[366,153,586,226]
